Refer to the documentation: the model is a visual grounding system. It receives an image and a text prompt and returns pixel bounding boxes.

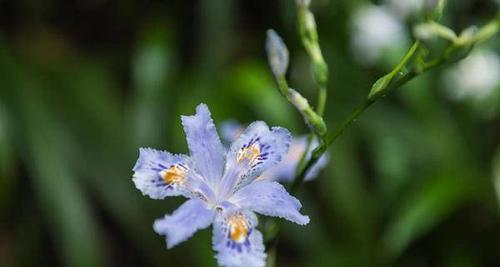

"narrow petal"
[153,199,215,249]
[219,122,291,197]
[181,104,226,188]
[304,149,329,181]
[230,181,310,225]
[132,148,216,201]
[212,211,266,267]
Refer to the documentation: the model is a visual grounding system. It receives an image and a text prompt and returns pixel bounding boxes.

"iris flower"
[133,104,309,267]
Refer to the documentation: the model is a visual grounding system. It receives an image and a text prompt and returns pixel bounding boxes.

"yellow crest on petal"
[160,165,185,184]
[228,214,249,243]
[237,143,260,164]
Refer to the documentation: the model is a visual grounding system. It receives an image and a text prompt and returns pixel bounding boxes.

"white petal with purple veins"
[230,180,310,225]
[212,211,266,267]
[219,122,291,197]
[132,148,192,199]
[220,120,328,184]
[181,103,226,188]
[132,104,312,267]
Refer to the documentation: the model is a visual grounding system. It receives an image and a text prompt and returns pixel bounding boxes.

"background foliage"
[0,0,499,266]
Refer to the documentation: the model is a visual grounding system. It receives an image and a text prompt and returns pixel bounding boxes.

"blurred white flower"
[351,4,408,65]
[386,0,444,19]
[443,49,500,101]
[386,0,424,19]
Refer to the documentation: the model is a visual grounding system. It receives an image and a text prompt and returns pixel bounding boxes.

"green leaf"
[130,25,176,147]
[382,170,474,260]
[0,103,15,213]
[17,84,105,267]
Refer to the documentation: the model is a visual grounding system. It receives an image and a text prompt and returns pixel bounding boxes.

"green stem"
[292,70,419,191]
[316,84,327,117]
[289,0,498,195]
[391,42,420,77]
[291,98,374,193]
[276,76,289,97]
[292,0,329,185]
[269,5,499,256]
[291,41,421,192]
[369,41,420,100]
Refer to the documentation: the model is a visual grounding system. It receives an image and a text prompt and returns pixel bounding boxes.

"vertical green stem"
[317,84,327,116]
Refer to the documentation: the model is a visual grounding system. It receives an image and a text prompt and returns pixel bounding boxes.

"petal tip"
[195,103,209,113]
[153,217,182,249]
[165,239,179,249]
[297,215,310,225]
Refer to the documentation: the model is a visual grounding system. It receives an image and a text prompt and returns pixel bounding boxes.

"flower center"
[236,142,260,165]
[160,165,185,184]
[227,214,249,243]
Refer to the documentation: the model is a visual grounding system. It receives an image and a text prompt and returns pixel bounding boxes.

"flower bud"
[413,22,457,42]
[288,88,327,136]
[368,74,392,100]
[296,3,328,86]
[288,88,310,111]
[266,29,289,78]
[456,26,477,46]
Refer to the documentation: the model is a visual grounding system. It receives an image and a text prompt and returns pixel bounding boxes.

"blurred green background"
[0,0,499,266]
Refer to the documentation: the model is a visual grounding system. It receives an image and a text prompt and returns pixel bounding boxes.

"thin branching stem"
[289,13,499,191]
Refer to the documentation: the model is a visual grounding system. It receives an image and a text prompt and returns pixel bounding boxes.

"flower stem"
[291,69,421,193]
[291,98,374,193]
[317,84,327,116]
[292,0,329,184]
[290,11,499,189]
[268,3,499,259]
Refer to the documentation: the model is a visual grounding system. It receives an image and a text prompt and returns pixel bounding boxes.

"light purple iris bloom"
[221,120,329,183]
[132,104,309,267]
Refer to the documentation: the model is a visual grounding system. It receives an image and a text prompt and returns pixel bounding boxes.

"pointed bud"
[414,22,457,42]
[288,88,327,136]
[455,26,477,46]
[288,88,310,111]
[368,74,392,100]
[304,11,318,42]
[266,29,289,78]
[296,2,328,86]
[442,29,475,63]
